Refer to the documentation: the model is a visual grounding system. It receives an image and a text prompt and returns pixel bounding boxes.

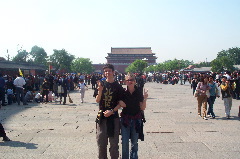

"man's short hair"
[222,76,227,79]
[103,64,114,71]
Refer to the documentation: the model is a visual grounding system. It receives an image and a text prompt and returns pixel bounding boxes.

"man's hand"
[97,81,103,92]
[103,110,113,117]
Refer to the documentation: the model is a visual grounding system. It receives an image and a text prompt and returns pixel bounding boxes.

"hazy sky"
[0,0,239,64]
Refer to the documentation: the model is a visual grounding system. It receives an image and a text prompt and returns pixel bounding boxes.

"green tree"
[194,62,211,68]
[29,45,48,65]
[155,63,165,72]
[71,58,94,74]
[12,50,29,62]
[156,59,192,72]
[49,49,75,72]
[125,59,147,73]
[217,47,240,65]
[145,65,156,73]
[211,56,234,72]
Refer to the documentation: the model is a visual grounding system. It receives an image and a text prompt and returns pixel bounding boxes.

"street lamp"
[47,61,52,74]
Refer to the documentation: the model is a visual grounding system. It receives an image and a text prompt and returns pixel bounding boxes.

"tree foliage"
[71,58,94,74]
[194,62,211,68]
[125,59,147,73]
[29,45,48,65]
[49,49,75,72]
[12,50,29,62]
[155,59,193,72]
[211,56,234,73]
[217,47,240,65]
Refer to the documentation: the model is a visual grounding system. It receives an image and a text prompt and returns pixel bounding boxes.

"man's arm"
[96,81,103,103]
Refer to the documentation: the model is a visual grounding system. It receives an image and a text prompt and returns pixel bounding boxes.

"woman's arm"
[140,89,148,110]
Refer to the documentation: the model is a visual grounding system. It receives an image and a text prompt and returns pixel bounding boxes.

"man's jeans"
[15,87,26,105]
[207,96,216,117]
[121,119,141,159]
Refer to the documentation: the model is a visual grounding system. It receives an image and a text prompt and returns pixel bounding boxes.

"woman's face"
[125,78,136,87]
[204,77,208,83]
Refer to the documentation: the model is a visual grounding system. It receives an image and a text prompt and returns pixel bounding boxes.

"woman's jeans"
[207,96,216,117]
[121,119,141,159]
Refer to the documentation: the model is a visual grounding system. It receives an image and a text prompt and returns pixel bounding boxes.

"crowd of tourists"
[2,67,239,158]
[191,71,240,120]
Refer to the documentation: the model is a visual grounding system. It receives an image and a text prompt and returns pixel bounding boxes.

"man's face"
[222,77,226,83]
[104,68,114,78]
[209,77,213,82]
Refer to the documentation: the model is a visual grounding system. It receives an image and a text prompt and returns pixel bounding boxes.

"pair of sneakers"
[207,114,216,119]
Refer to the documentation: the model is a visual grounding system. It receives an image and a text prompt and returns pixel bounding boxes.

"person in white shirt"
[78,79,88,103]
[13,74,27,105]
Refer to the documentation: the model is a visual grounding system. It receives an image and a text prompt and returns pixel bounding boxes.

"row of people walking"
[192,72,236,120]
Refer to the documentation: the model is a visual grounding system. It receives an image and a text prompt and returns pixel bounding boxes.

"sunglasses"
[126,79,135,82]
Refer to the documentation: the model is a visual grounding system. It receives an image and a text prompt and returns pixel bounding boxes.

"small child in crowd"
[78,79,88,103]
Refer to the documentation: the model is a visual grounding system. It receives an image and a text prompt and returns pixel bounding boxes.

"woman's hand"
[143,89,148,100]
[118,100,126,108]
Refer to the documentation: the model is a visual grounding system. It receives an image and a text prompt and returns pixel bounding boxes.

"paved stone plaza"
[0,82,240,159]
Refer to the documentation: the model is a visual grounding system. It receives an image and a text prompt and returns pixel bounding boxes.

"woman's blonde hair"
[125,72,136,81]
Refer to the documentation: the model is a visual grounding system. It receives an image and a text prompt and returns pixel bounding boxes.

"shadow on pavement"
[215,116,240,121]
[0,140,38,149]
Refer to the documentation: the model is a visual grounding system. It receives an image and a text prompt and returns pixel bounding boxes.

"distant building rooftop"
[111,47,153,55]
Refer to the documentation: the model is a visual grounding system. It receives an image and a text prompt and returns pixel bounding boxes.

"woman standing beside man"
[120,73,148,159]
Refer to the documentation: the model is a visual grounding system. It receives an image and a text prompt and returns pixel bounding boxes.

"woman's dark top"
[122,86,144,116]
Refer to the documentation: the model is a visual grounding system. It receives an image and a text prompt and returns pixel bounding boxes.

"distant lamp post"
[142,58,148,73]
[47,61,52,74]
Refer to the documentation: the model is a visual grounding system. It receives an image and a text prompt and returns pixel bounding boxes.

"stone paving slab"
[0,82,240,159]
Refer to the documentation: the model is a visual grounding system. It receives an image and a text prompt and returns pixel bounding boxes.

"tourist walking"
[78,79,88,103]
[207,76,220,119]
[220,76,233,119]
[196,76,211,120]
[191,75,198,95]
